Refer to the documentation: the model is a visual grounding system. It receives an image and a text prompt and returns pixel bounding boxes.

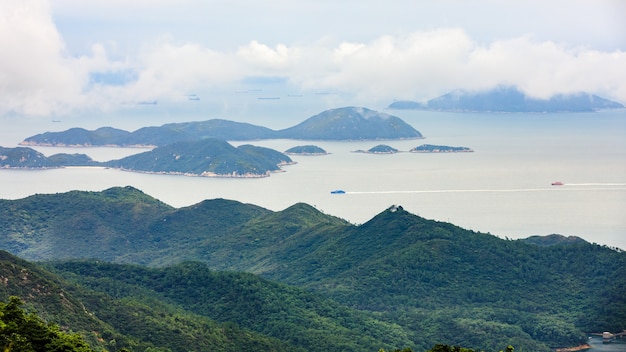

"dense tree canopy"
[0,296,94,352]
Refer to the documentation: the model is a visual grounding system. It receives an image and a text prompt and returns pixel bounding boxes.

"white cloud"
[2,0,626,117]
[0,0,83,115]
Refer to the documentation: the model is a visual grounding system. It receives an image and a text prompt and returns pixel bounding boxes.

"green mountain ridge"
[0,187,624,351]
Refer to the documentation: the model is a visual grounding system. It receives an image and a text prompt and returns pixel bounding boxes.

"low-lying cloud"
[2,1,625,117]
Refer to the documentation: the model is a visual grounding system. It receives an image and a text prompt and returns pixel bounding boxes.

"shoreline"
[555,343,592,352]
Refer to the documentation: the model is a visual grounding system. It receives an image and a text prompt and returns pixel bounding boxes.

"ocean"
[1,106,625,250]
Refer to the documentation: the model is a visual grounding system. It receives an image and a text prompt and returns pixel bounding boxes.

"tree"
[0,296,95,352]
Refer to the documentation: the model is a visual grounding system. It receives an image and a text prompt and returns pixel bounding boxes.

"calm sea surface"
[588,337,626,352]
[1,109,625,250]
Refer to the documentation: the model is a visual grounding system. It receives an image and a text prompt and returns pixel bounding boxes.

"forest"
[0,187,624,351]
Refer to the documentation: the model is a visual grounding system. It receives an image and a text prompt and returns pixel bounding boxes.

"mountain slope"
[19,107,423,147]
[0,250,308,352]
[105,138,293,177]
[1,188,625,351]
[0,146,55,168]
[277,106,423,140]
[49,260,412,352]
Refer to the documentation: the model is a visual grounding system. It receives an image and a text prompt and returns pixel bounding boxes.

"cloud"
[2,0,626,117]
[0,0,83,115]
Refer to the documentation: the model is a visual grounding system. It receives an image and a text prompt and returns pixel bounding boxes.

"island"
[284,145,328,155]
[410,144,473,153]
[276,107,423,140]
[0,146,97,169]
[353,144,399,154]
[20,107,424,147]
[104,139,294,178]
[1,139,294,178]
[389,85,624,113]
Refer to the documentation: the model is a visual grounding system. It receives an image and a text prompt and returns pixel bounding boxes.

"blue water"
[588,336,626,351]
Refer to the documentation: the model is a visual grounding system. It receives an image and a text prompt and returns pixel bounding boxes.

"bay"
[1,109,625,250]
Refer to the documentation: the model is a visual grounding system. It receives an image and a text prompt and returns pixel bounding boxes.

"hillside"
[353,144,399,154]
[0,145,98,168]
[20,107,423,147]
[48,260,413,352]
[0,146,57,168]
[1,139,293,178]
[105,138,293,177]
[284,145,328,155]
[389,86,624,112]
[1,187,625,351]
[0,251,318,352]
[276,107,423,140]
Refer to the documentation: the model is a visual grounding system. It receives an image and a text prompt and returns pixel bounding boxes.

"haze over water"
[1,102,625,250]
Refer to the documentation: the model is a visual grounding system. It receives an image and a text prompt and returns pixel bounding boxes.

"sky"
[2,0,626,118]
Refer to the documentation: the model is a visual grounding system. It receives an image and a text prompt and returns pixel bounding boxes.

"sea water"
[1,108,625,250]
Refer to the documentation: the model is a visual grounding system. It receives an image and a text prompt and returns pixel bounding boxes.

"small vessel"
[551,181,564,186]
[330,190,346,194]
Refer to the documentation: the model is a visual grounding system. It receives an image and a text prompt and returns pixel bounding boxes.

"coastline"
[555,343,592,352]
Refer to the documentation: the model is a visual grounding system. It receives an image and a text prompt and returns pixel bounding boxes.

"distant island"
[276,107,423,140]
[389,86,624,112]
[350,144,474,154]
[0,147,97,169]
[353,144,399,154]
[20,107,424,147]
[410,144,474,153]
[284,145,329,155]
[1,139,294,178]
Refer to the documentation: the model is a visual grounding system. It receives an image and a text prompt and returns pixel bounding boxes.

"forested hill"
[105,138,294,177]
[0,187,625,351]
[20,106,423,147]
[1,250,388,352]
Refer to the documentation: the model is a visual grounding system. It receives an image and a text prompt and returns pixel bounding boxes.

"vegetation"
[0,147,55,168]
[0,188,624,351]
[277,107,423,140]
[48,261,411,352]
[105,138,293,177]
[20,107,422,147]
[410,144,473,153]
[0,147,96,169]
[353,144,399,154]
[284,145,328,155]
[1,139,293,177]
[0,296,96,352]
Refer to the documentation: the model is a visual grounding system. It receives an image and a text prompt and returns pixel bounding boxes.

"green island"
[284,145,329,155]
[353,144,399,154]
[410,144,474,153]
[20,107,424,147]
[1,139,294,178]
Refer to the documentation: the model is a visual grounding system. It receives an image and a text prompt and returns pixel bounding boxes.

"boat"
[330,190,346,194]
[551,181,564,186]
